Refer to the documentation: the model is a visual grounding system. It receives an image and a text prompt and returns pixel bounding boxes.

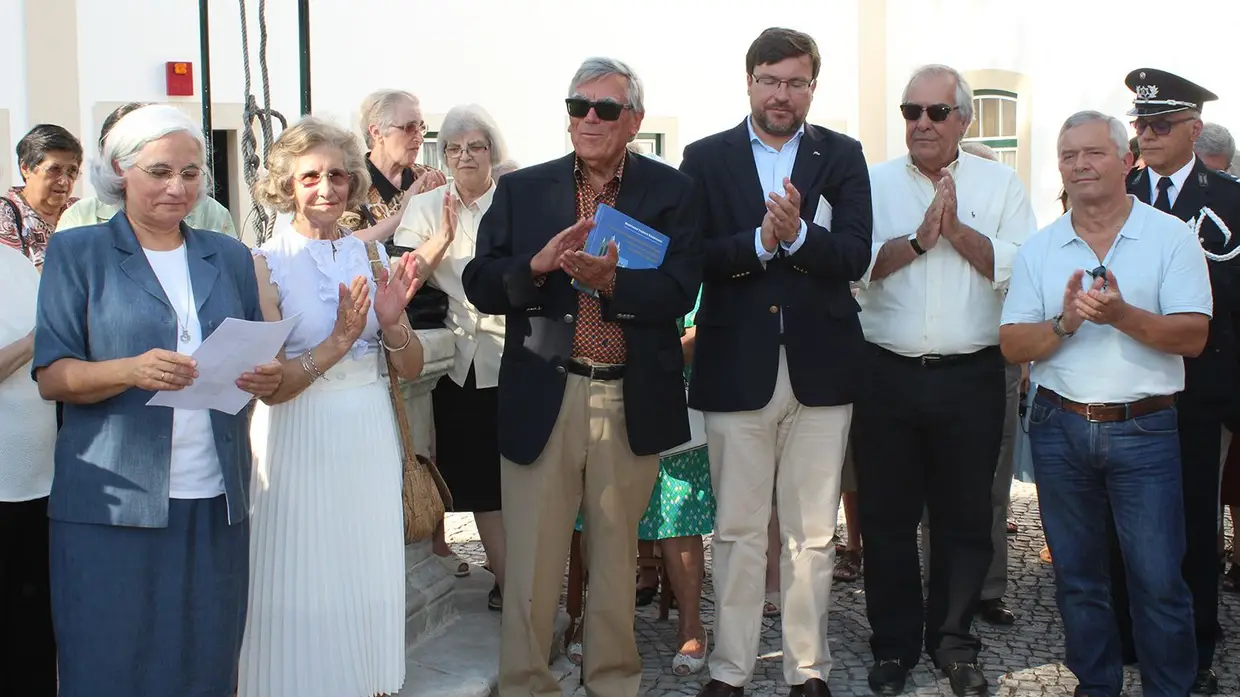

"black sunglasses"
[565,98,629,121]
[900,103,958,122]
[1131,116,1197,137]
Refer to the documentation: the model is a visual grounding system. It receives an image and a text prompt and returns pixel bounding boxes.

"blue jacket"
[33,212,261,527]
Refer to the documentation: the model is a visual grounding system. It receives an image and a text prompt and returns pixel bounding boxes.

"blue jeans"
[1029,394,1196,697]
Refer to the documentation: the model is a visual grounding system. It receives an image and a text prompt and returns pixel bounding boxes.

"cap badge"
[1135,84,1159,99]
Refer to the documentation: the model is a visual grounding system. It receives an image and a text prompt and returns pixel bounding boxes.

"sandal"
[436,552,471,577]
[1006,520,1019,535]
[762,591,780,617]
[488,583,502,611]
[1038,545,1053,564]
[834,549,862,582]
[672,632,708,676]
[567,623,584,665]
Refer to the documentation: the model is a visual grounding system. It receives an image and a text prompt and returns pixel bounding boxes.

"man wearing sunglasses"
[852,64,1036,697]
[463,57,701,697]
[1111,68,1240,695]
[678,27,871,697]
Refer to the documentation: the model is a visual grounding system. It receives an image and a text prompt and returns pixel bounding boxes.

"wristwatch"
[1051,313,1075,339]
[908,233,927,256]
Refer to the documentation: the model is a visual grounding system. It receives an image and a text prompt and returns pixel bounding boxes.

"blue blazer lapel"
[183,224,219,314]
[112,214,171,309]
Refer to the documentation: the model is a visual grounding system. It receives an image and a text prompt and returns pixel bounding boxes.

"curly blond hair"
[252,116,371,215]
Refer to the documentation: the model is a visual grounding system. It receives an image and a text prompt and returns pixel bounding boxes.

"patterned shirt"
[571,156,628,364]
[0,187,78,270]
[339,158,435,232]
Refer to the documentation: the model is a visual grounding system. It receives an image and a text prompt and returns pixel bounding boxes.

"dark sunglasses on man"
[900,103,958,122]
[1130,116,1197,137]
[565,98,630,122]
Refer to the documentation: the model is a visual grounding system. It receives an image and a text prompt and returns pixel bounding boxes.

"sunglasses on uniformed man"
[899,103,958,122]
[565,98,630,121]
[1130,117,1197,137]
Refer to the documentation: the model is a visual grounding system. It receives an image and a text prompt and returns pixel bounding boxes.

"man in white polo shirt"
[1000,110,1210,697]
[853,64,1036,697]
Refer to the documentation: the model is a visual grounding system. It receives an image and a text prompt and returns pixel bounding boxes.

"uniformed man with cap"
[1114,67,1240,695]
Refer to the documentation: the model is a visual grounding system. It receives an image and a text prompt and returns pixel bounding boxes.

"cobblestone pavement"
[445,481,1240,696]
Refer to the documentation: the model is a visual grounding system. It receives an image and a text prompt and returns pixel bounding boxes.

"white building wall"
[0,0,28,189]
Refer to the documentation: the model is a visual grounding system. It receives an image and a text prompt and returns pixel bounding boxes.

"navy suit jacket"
[462,152,702,465]
[680,120,873,412]
[33,213,261,528]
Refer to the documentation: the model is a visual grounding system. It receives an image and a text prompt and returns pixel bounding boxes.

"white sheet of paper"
[813,194,833,230]
[147,314,302,415]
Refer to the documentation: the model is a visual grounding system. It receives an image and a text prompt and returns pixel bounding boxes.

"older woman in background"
[396,104,509,607]
[32,104,281,697]
[0,241,57,696]
[343,89,446,243]
[58,102,238,238]
[1,124,83,268]
[240,116,425,697]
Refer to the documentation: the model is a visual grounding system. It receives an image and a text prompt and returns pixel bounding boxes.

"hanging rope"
[238,0,287,245]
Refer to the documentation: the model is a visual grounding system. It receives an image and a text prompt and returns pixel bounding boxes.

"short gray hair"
[960,141,999,162]
[1058,110,1130,159]
[1196,122,1236,161]
[90,104,210,207]
[568,57,645,113]
[493,159,520,179]
[437,104,508,167]
[902,64,974,128]
[358,89,419,148]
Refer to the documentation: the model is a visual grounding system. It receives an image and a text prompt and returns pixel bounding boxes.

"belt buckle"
[1084,403,1109,422]
[919,354,942,367]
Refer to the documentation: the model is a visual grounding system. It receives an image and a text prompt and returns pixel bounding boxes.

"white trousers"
[705,349,851,687]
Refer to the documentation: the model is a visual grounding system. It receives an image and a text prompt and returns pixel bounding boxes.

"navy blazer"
[462,152,702,465]
[679,120,873,412]
[33,213,261,528]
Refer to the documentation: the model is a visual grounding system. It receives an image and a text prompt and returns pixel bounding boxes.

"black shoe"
[1192,668,1219,695]
[487,583,502,612]
[942,662,987,697]
[978,598,1016,625]
[867,660,908,696]
[696,679,745,696]
[788,677,831,696]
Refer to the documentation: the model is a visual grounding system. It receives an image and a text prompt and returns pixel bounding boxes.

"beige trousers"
[497,375,659,697]
[705,349,851,687]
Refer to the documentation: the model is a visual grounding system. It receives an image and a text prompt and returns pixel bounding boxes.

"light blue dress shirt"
[747,117,809,262]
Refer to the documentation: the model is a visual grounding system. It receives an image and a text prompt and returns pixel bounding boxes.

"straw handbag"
[366,242,453,544]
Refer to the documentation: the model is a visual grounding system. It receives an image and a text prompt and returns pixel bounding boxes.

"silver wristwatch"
[1051,314,1075,339]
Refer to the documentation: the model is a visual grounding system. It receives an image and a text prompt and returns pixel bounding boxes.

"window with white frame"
[419,131,443,171]
[964,90,1017,168]
[630,132,664,158]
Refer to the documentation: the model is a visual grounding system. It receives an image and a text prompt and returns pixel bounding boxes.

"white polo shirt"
[857,152,1036,357]
[1000,198,1213,403]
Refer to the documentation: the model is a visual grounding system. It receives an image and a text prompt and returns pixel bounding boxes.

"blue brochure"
[572,203,670,297]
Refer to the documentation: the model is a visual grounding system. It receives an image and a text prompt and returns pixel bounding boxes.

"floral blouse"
[338,158,436,233]
[0,186,78,270]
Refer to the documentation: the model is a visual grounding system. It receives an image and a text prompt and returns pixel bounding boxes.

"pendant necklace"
[173,255,193,343]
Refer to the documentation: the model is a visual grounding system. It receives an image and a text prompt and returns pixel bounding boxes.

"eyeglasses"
[751,75,814,93]
[296,169,352,188]
[35,163,81,181]
[1131,117,1197,137]
[900,103,959,122]
[444,143,490,160]
[392,120,428,137]
[136,165,203,183]
[565,98,631,122]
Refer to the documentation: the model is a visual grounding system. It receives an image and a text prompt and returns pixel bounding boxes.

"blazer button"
[564,314,575,324]
[556,365,567,375]
[769,305,779,314]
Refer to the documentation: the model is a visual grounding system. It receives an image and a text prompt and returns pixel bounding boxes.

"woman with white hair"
[395,104,510,605]
[239,115,425,697]
[31,104,282,697]
[342,89,446,242]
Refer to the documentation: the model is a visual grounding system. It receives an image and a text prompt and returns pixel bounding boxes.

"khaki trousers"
[497,375,659,697]
[705,349,851,687]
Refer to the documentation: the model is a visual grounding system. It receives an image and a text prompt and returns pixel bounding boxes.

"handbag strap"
[364,240,418,460]
[1,196,29,259]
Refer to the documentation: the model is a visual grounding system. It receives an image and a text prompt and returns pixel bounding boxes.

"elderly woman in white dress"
[239,116,425,697]
[395,104,510,608]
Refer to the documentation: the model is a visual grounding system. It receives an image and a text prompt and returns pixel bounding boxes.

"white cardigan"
[0,245,55,501]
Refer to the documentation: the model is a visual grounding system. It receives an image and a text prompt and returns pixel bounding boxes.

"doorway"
[210,130,234,212]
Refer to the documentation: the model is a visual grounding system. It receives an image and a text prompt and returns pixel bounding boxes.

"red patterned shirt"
[0,187,77,271]
[571,156,627,364]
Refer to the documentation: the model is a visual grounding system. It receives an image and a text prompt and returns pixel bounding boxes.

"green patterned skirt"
[574,444,715,540]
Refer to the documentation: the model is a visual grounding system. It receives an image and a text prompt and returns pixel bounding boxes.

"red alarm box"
[166,61,194,97]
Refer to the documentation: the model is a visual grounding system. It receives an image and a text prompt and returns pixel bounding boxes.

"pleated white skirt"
[239,354,406,697]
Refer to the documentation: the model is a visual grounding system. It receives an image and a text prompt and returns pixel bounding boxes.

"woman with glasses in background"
[0,125,84,269]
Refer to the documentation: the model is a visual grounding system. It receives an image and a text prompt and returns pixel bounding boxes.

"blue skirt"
[49,496,249,697]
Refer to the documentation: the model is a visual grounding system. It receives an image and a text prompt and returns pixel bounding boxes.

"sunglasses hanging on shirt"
[565,98,630,122]
[899,103,958,122]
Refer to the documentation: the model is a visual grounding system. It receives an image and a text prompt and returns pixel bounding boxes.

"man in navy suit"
[679,27,873,697]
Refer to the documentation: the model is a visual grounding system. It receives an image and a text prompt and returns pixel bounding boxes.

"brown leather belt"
[1035,386,1176,423]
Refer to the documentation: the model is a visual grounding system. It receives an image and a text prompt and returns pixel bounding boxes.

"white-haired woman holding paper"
[31,104,281,697]
[239,115,425,697]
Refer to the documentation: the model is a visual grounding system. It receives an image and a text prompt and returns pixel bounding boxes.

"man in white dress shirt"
[851,64,1036,697]
[1000,110,1209,697]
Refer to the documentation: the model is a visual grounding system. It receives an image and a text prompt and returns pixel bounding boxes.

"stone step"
[399,569,572,697]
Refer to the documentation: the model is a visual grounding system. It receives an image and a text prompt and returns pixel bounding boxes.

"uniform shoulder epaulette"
[1211,169,1240,185]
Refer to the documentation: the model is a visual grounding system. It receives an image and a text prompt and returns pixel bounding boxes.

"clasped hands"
[914,170,968,251]
[530,218,618,291]
[760,177,803,253]
[1058,267,1128,335]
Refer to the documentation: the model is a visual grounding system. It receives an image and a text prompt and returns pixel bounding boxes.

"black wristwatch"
[909,234,927,256]
[1051,313,1075,339]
